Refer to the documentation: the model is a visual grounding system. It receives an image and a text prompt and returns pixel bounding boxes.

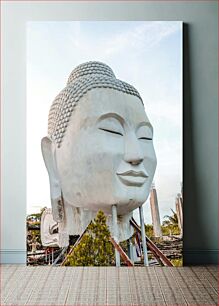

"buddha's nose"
[124,132,144,165]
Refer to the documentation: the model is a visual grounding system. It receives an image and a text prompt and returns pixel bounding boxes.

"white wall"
[1,1,217,263]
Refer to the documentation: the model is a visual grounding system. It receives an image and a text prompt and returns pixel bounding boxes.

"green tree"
[26,207,47,224]
[145,224,154,239]
[65,210,115,266]
[162,209,180,235]
[26,207,47,251]
[163,209,178,227]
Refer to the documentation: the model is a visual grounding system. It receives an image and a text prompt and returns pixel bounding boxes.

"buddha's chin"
[65,195,147,216]
[114,195,147,215]
[62,184,148,216]
[90,197,145,216]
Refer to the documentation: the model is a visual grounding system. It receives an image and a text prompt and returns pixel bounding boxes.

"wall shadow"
[183,23,208,264]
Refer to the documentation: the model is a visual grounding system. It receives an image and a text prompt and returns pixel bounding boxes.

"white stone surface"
[40,208,59,247]
[41,62,157,246]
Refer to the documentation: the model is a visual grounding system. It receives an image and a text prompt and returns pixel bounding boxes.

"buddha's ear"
[41,137,64,222]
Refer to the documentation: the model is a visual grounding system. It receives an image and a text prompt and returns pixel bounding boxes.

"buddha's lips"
[116,170,148,187]
[116,170,148,178]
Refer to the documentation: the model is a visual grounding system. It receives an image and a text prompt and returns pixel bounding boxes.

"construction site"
[26,184,183,267]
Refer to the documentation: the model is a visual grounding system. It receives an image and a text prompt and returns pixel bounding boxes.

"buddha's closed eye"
[97,116,124,136]
[137,125,153,141]
[138,136,153,141]
[99,127,123,136]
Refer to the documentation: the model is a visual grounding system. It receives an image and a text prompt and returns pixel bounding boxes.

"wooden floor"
[1,265,218,305]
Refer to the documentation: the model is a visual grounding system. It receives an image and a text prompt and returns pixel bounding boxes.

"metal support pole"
[127,238,134,262]
[112,204,120,267]
[139,205,149,266]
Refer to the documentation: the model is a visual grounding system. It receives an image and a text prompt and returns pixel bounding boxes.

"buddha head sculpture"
[41,61,157,246]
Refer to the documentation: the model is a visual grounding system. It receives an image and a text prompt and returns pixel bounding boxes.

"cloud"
[47,21,180,63]
[104,21,180,57]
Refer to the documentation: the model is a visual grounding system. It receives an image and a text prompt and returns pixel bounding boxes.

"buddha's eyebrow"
[97,113,124,126]
[137,122,154,134]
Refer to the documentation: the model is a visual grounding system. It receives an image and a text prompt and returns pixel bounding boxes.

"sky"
[27,21,182,224]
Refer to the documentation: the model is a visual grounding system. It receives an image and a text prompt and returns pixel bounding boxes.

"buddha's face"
[55,88,157,215]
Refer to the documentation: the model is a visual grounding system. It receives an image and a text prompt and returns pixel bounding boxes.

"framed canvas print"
[26,21,182,267]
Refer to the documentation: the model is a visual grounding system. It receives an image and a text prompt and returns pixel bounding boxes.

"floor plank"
[1,265,218,305]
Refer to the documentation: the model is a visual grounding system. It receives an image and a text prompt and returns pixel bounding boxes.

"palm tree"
[163,209,178,226]
[162,209,180,236]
